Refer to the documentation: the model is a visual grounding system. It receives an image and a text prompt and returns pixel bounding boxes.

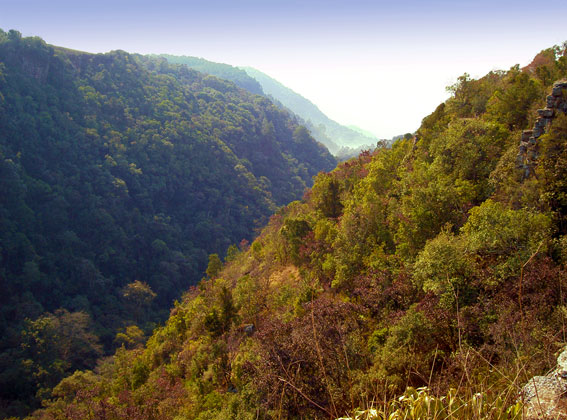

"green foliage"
[414,230,475,308]
[461,200,552,278]
[311,172,344,218]
[445,71,504,118]
[225,244,240,262]
[280,217,312,264]
[206,254,223,279]
[3,310,102,413]
[234,275,262,320]
[374,307,437,388]
[0,30,335,417]
[367,327,388,354]
[159,54,264,95]
[16,36,567,420]
[485,66,543,129]
[538,112,567,232]
[114,325,146,349]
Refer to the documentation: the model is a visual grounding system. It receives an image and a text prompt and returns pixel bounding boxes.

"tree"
[206,253,223,279]
[539,113,567,233]
[486,67,542,129]
[311,173,343,218]
[18,310,102,404]
[122,280,157,323]
[414,230,475,309]
[114,325,145,349]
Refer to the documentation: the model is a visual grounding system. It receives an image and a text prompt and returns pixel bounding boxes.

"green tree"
[414,229,475,308]
[114,325,145,349]
[461,199,552,278]
[311,173,343,218]
[206,253,223,278]
[122,280,157,324]
[280,217,311,264]
[19,310,102,402]
[485,66,542,129]
[539,113,567,233]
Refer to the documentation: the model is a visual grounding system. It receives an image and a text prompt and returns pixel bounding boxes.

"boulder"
[522,348,567,419]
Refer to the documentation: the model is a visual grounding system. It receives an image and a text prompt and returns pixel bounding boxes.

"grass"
[337,386,523,420]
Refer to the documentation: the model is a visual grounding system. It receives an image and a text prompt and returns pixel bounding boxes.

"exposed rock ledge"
[517,80,567,179]
[522,348,567,419]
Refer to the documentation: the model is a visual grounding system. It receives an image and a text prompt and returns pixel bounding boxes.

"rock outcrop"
[517,80,567,178]
[522,348,567,419]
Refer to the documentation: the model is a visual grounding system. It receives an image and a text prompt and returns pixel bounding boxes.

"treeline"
[0,29,335,417]
[158,55,264,96]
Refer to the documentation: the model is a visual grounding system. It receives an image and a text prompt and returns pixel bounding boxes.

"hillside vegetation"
[156,56,378,156]
[157,55,264,96]
[26,41,567,420]
[0,29,336,417]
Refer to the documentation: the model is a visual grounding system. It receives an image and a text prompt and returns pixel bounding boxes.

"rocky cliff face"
[517,80,567,177]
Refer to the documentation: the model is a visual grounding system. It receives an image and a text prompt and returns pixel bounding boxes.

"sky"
[2,0,567,139]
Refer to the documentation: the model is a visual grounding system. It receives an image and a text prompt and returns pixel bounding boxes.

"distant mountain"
[241,66,378,154]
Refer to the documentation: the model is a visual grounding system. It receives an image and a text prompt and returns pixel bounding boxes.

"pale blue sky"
[2,0,567,138]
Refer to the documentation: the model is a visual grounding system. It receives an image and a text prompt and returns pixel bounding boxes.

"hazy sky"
[2,0,567,138]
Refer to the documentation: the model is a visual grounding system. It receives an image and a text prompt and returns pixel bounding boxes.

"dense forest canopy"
[157,55,264,96]
[0,28,336,417]
[23,41,567,420]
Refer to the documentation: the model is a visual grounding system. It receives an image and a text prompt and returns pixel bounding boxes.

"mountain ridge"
[241,66,379,154]
[156,54,264,96]
[154,53,379,155]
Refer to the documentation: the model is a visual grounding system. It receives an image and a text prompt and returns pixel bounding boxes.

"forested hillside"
[0,29,335,417]
[27,41,567,420]
[157,55,376,156]
[157,55,264,96]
